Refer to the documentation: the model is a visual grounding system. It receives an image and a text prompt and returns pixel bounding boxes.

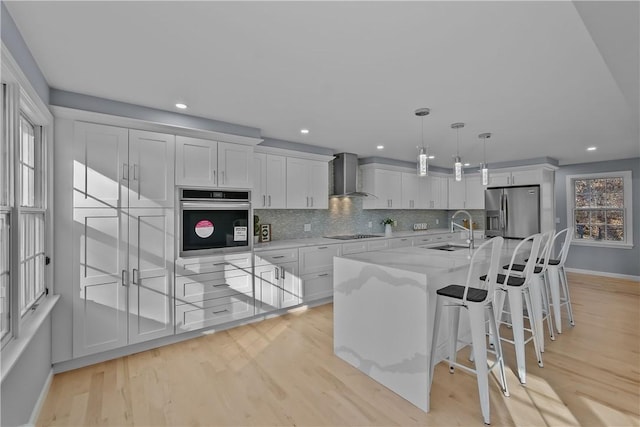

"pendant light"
[478,132,491,186]
[451,122,465,181]
[415,108,430,177]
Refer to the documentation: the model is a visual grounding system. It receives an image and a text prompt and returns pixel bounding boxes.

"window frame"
[565,171,633,249]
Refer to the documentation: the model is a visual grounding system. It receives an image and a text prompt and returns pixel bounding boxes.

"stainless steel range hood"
[331,153,376,198]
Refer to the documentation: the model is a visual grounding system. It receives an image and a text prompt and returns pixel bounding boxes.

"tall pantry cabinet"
[72,122,175,357]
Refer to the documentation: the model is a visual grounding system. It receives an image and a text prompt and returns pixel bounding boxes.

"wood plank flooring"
[37,273,640,426]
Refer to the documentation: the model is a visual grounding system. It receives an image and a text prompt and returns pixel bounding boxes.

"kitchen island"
[333,240,521,413]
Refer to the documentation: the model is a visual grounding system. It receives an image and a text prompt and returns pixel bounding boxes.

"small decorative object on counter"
[254,215,260,244]
[382,217,396,237]
[260,224,272,242]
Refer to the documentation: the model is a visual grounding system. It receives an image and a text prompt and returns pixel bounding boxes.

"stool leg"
[448,304,461,373]
[507,287,527,384]
[560,266,575,326]
[523,288,543,368]
[531,276,545,352]
[468,304,491,425]
[548,265,563,334]
[487,302,509,397]
[429,295,443,393]
[541,271,556,341]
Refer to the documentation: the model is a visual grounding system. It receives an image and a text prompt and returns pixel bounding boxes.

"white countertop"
[253,228,463,252]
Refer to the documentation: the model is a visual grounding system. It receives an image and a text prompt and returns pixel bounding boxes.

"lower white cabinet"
[174,252,254,332]
[73,207,174,357]
[254,249,302,313]
[302,272,334,301]
[388,237,413,248]
[299,244,341,302]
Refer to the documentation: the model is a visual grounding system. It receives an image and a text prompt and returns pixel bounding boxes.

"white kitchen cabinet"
[427,175,448,209]
[366,239,389,251]
[448,177,466,210]
[299,244,341,303]
[488,169,543,187]
[341,241,368,255]
[74,122,174,209]
[72,207,175,356]
[464,175,485,209]
[302,272,334,301]
[286,157,329,209]
[401,173,419,209]
[255,248,302,312]
[362,167,402,209]
[252,153,286,209]
[176,135,252,188]
[175,294,254,332]
[388,237,413,248]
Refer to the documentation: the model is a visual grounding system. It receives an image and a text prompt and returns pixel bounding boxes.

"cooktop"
[324,234,383,240]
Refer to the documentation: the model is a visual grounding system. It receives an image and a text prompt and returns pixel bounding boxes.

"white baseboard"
[25,368,53,427]
[566,268,640,282]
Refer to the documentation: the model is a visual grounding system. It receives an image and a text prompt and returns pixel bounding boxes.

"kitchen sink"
[427,244,469,251]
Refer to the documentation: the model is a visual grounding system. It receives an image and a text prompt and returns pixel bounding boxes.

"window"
[1,84,10,345]
[566,171,633,248]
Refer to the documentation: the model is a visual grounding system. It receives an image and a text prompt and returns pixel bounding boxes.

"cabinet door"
[73,208,127,357]
[308,160,329,209]
[128,208,174,344]
[401,173,419,209]
[74,122,128,209]
[286,157,309,208]
[252,153,267,208]
[255,264,279,313]
[448,177,466,209]
[299,245,341,275]
[302,272,333,302]
[488,172,511,187]
[265,155,286,208]
[280,262,301,308]
[128,130,175,208]
[416,176,431,209]
[510,169,542,186]
[378,169,402,208]
[175,136,218,187]
[465,175,485,209]
[437,177,449,209]
[389,237,413,248]
[218,142,252,188]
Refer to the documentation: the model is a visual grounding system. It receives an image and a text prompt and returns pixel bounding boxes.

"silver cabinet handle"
[306,196,309,207]
[133,164,139,181]
[213,170,217,185]
[281,266,285,279]
[222,171,225,184]
[275,267,279,280]
[213,283,230,288]
[310,197,314,207]
[268,195,271,207]
[213,262,227,266]
[318,273,329,277]
[122,269,128,287]
[272,255,285,259]
[212,308,228,315]
[122,163,129,180]
[132,268,138,285]
[263,195,266,207]
[318,246,328,249]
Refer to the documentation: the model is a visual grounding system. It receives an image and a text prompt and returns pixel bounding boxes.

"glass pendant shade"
[418,148,428,176]
[454,156,462,181]
[481,163,489,185]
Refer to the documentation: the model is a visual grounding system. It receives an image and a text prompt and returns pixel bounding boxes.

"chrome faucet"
[451,210,474,249]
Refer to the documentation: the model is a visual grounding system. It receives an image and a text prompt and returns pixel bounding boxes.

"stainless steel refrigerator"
[485,186,540,238]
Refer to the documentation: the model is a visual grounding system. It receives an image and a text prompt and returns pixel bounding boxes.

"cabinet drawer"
[412,235,434,246]
[299,244,341,275]
[366,239,389,252]
[388,237,413,249]
[302,272,333,302]
[175,270,252,303]
[255,248,298,266]
[175,294,254,331]
[342,241,368,255]
[176,252,252,275]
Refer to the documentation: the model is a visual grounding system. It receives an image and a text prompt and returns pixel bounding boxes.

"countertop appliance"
[179,189,251,256]
[325,234,382,240]
[485,185,540,239]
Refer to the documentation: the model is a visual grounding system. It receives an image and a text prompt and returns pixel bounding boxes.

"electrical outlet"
[304,223,311,232]
[555,217,560,224]
[436,219,439,225]
[368,221,372,228]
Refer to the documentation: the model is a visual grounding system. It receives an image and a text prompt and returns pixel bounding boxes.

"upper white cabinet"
[401,173,419,209]
[362,167,402,209]
[488,169,543,187]
[448,174,484,210]
[74,122,174,209]
[427,175,448,209]
[252,153,286,208]
[286,157,329,209]
[176,136,252,189]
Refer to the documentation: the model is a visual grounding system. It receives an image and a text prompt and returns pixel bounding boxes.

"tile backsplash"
[255,197,484,241]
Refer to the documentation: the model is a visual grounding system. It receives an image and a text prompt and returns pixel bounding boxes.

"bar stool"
[430,237,508,425]
[503,230,556,350]
[484,233,543,385]
[546,228,575,333]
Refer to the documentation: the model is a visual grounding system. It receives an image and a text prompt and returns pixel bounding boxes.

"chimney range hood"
[331,153,376,198]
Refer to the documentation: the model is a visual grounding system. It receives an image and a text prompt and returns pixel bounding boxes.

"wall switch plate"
[436,219,439,225]
[368,221,372,228]
[304,223,311,232]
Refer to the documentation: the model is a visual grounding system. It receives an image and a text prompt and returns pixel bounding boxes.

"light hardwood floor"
[37,273,640,426]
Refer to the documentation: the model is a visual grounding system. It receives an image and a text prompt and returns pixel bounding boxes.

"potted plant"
[254,215,260,243]
[382,217,396,237]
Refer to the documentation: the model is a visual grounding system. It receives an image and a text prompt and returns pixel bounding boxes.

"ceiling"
[5,1,639,168]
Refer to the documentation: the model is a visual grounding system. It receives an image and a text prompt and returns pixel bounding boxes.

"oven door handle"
[180,202,250,210]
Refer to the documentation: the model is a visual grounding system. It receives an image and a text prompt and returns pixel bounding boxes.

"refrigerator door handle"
[504,193,509,232]
[499,193,505,231]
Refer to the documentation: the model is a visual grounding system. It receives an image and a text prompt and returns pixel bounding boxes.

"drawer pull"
[318,273,329,277]
[212,309,229,315]
[213,262,227,266]
[318,246,328,249]
[272,255,285,259]
[213,283,229,288]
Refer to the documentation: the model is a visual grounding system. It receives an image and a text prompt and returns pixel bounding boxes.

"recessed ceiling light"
[587,146,597,151]
[376,145,384,150]
[300,129,310,134]
[175,103,187,109]
[464,162,471,167]
[428,155,435,159]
